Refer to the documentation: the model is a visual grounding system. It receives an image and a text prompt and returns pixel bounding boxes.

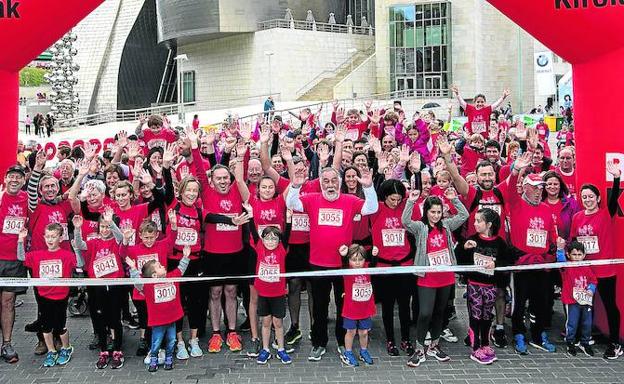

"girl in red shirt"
[452,86,510,140]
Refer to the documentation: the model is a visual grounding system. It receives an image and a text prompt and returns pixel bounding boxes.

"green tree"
[19,67,49,87]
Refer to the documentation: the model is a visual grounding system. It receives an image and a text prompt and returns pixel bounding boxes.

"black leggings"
[133,299,152,341]
[375,274,413,343]
[168,258,208,333]
[415,285,453,347]
[88,286,123,352]
[597,276,621,344]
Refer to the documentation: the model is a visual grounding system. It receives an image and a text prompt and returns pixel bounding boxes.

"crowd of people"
[0,89,621,374]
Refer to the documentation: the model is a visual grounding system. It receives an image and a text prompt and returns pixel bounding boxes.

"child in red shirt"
[556,240,597,357]
[127,245,190,372]
[339,244,378,367]
[247,204,292,365]
[17,223,81,368]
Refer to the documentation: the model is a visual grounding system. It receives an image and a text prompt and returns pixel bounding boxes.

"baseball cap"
[522,173,545,187]
[6,165,26,177]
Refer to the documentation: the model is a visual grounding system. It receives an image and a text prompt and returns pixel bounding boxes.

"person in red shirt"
[338,244,378,367]
[246,206,292,365]
[17,223,80,368]
[402,187,468,368]
[535,118,550,141]
[504,154,558,354]
[569,160,622,359]
[452,85,510,139]
[555,240,597,357]
[135,114,179,154]
[370,180,414,357]
[72,209,125,369]
[0,164,28,363]
[555,147,577,199]
[286,166,378,361]
[126,245,191,372]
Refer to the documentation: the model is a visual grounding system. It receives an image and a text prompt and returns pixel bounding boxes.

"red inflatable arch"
[0,0,104,176]
[488,0,624,340]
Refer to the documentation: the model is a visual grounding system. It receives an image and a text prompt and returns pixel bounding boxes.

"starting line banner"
[1,259,623,287]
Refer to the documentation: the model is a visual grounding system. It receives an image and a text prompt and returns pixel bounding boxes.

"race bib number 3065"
[318,208,343,226]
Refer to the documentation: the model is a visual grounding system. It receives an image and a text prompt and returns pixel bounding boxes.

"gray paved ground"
[1,286,623,384]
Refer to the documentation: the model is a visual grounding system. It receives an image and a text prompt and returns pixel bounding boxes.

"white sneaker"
[176,341,189,360]
[441,328,458,343]
[189,338,203,358]
[143,355,150,365]
[424,332,432,346]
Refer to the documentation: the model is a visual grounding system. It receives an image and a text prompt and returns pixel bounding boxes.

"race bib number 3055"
[318,209,343,226]
[352,282,373,302]
[258,262,280,283]
[175,227,198,246]
[292,214,310,232]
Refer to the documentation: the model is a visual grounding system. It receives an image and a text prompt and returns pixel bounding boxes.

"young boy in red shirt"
[17,223,81,367]
[126,245,190,372]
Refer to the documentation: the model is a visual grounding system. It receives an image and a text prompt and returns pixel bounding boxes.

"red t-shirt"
[460,146,485,176]
[465,105,492,139]
[342,272,376,320]
[560,266,597,305]
[299,193,364,267]
[418,226,455,288]
[24,248,76,300]
[248,176,290,198]
[123,230,176,300]
[352,214,371,242]
[0,191,28,261]
[142,128,177,154]
[250,196,286,235]
[536,123,549,141]
[83,237,124,279]
[202,184,243,254]
[143,268,184,326]
[461,184,509,237]
[506,180,557,264]
[169,199,203,259]
[253,242,287,297]
[370,201,411,266]
[28,200,73,252]
[289,179,321,245]
[115,203,149,247]
[570,209,616,278]
[175,157,211,181]
[556,167,577,199]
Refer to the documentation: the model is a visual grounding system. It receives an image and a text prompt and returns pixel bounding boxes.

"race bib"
[318,208,343,227]
[93,255,119,278]
[352,282,373,302]
[137,253,158,269]
[175,227,198,246]
[39,259,62,278]
[472,121,486,134]
[474,252,495,276]
[382,229,405,247]
[427,249,451,266]
[478,204,502,216]
[577,235,599,255]
[148,139,166,149]
[2,216,24,235]
[345,129,359,141]
[526,228,547,248]
[292,214,310,232]
[216,214,238,232]
[573,286,593,306]
[258,262,280,283]
[154,283,176,304]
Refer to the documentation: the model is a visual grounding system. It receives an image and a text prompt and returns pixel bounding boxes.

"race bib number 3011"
[526,229,547,248]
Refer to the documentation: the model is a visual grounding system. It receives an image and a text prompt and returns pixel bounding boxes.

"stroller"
[67,268,88,317]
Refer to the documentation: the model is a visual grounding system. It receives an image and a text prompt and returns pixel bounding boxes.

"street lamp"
[348,48,357,98]
[174,54,188,123]
[264,51,275,97]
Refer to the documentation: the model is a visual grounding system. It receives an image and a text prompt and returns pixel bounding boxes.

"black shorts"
[203,250,246,286]
[39,296,68,334]
[286,243,310,274]
[0,260,27,294]
[257,295,286,318]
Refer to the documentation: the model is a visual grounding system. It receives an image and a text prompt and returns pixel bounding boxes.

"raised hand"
[76,159,89,177]
[232,212,250,226]
[437,136,453,157]
[18,227,28,242]
[607,160,622,178]
[444,187,458,200]
[317,145,330,165]
[368,136,382,155]
[202,131,216,146]
[224,136,237,152]
[139,168,153,186]
[280,146,293,162]
[117,130,129,148]
[260,124,271,144]
[332,99,340,111]
[125,256,136,271]
[184,125,198,146]
[162,142,178,168]
[409,152,422,171]
[407,189,421,202]
[334,124,346,143]
[138,113,147,126]
[355,168,374,188]
[168,208,177,227]
[235,141,248,160]
[514,152,532,169]
[240,122,252,141]
[132,157,145,178]
[127,141,140,159]
[34,149,47,171]
[72,215,83,228]
[464,240,477,249]
[339,244,349,257]
[369,109,381,125]
[399,144,410,164]
[451,85,459,96]
[102,207,115,223]
[502,89,511,98]
[335,107,345,125]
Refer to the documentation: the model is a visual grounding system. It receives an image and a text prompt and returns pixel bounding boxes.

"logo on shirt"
[260,209,277,222]
[120,218,133,230]
[178,215,196,227]
[96,248,112,259]
[7,204,24,217]
[429,233,444,248]
[578,224,594,236]
[264,252,277,264]
[220,200,232,212]
[48,210,64,224]
[384,217,400,228]
[574,275,588,289]
[529,217,545,230]
[354,275,368,285]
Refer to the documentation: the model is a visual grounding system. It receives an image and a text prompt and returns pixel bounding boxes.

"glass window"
[182,71,195,103]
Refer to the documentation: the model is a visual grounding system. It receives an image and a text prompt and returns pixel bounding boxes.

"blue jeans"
[150,323,176,358]
[565,303,592,344]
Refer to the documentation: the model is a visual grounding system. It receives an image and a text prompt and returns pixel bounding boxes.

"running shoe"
[226,332,243,352]
[406,349,425,367]
[578,344,594,357]
[359,348,373,365]
[43,351,58,367]
[96,351,109,369]
[441,328,458,343]
[400,340,415,356]
[277,349,292,364]
[244,338,261,358]
[1,342,19,363]
[34,340,48,356]
[176,341,189,360]
[481,345,497,361]
[285,326,302,345]
[257,349,271,364]
[110,351,124,369]
[529,332,555,353]
[163,355,173,370]
[426,345,450,362]
[208,333,224,353]
[470,348,493,365]
[340,350,359,367]
[604,343,623,360]
[566,342,577,356]
[189,338,203,358]
[148,356,158,372]
[308,346,326,361]
[56,346,73,365]
[514,334,528,355]
[386,341,400,356]
[492,328,507,348]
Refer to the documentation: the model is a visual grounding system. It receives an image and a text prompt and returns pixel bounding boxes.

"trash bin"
[544,116,560,132]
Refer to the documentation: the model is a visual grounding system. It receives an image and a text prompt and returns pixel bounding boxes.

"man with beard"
[286,166,378,361]
[438,136,511,348]
[555,147,577,199]
[484,140,504,183]
[0,165,28,363]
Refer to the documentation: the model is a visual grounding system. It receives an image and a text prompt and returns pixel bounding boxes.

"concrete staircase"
[297,47,375,101]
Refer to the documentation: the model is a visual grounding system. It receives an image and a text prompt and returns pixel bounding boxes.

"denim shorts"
[343,317,372,330]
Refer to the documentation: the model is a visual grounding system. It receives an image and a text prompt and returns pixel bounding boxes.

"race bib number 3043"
[39,260,62,278]
[2,216,24,235]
